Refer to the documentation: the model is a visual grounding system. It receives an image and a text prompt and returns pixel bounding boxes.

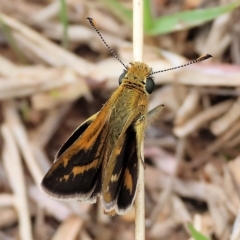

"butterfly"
[41,17,212,215]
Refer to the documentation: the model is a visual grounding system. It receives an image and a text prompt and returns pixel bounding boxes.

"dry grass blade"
[175,88,200,126]
[177,64,240,86]
[149,139,185,224]
[201,14,231,59]
[30,1,60,23]
[3,100,44,185]
[231,208,240,240]
[0,13,94,74]
[1,124,33,240]
[0,55,18,77]
[171,195,192,233]
[29,185,72,222]
[0,207,18,229]
[51,215,83,240]
[174,100,233,137]
[206,119,240,155]
[0,67,88,101]
[31,104,71,148]
[145,166,227,203]
[210,97,240,135]
[0,194,15,207]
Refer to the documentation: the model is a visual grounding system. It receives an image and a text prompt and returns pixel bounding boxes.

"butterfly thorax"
[101,65,149,177]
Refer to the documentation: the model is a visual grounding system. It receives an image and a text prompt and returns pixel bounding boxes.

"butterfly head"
[118,62,155,94]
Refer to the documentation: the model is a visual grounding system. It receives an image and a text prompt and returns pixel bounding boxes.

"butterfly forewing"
[55,112,99,160]
[41,108,109,200]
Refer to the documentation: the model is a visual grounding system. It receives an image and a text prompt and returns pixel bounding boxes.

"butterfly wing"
[102,114,146,214]
[41,108,109,202]
[55,112,99,160]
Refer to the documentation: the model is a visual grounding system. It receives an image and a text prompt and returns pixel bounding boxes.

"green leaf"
[145,1,240,35]
[188,223,211,240]
[99,0,240,35]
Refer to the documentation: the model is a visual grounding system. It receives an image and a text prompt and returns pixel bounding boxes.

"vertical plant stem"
[133,0,145,239]
[133,0,143,61]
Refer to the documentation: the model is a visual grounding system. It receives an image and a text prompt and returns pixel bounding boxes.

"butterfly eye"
[118,71,126,85]
[145,77,155,94]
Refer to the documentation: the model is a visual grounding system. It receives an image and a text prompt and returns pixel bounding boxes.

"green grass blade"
[100,0,132,25]
[143,0,153,30]
[188,223,211,240]
[0,18,28,63]
[59,0,69,49]
[145,1,240,35]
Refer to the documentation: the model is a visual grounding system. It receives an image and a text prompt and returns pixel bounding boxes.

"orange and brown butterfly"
[41,17,212,215]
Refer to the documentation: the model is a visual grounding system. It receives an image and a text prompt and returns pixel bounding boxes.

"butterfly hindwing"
[116,116,145,214]
[102,115,146,214]
[101,134,127,209]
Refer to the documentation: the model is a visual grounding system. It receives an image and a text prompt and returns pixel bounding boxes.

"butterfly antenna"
[87,17,128,70]
[150,54,212,76]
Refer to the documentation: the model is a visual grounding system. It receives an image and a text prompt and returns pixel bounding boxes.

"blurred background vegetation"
[0,0,240,240]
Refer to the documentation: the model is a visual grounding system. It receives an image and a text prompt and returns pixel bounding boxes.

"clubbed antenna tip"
[150,54,212,76]
[87,17,128,70]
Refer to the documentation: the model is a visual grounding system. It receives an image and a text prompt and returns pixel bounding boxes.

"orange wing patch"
[123,168,133,194]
